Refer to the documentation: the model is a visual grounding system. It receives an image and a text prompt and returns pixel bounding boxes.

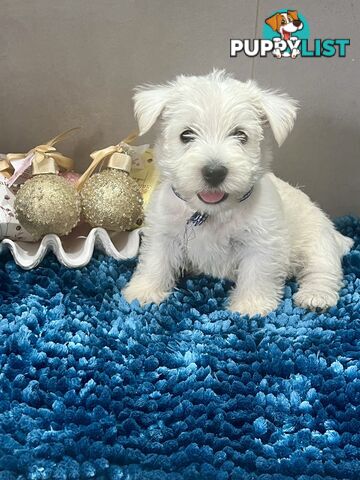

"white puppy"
[123,70,353,316]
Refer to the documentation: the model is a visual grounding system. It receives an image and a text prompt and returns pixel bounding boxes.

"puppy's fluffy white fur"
[123,70,353,316]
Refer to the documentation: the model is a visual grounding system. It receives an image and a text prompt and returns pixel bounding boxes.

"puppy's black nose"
[202,164,228,187]
[293,19,301,27]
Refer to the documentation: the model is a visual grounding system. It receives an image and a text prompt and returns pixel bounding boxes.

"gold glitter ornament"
[80,168,143,231]
[15,174,81,240]
[77,134,144,232]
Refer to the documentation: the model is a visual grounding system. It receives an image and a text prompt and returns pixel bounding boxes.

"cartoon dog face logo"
[265,10,303,58]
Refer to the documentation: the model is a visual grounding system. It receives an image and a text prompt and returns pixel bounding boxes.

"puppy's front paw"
[122,277,170,306]
[294,288,339,311]
[228,296,278,317]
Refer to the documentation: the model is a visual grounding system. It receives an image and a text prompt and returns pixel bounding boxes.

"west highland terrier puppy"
[123,70,353,316]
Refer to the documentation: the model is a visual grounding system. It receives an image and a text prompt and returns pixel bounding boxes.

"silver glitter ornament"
[14,174,81,240]
[80,168,144,231]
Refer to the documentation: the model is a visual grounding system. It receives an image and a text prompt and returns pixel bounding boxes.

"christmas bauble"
[80,168,143,231]
[14,174,81,240]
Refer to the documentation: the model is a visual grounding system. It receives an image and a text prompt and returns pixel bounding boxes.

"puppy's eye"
[180,129,196,144]
[230,129,248,144]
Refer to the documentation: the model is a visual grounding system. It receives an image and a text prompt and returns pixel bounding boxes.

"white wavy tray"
[0,224,141,269]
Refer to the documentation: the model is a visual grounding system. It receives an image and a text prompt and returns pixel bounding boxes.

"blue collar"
[172,186,254,226]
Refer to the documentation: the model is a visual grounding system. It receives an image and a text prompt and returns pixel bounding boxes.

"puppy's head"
[133,70,298,213]
[265,10,303,38]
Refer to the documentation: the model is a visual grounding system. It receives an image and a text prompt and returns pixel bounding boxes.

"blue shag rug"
[0,217,360,480]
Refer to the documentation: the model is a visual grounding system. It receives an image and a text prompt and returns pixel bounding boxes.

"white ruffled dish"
[0,224,141,269]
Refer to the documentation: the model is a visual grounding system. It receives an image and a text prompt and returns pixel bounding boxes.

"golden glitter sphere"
[80,168,144,231]
[15,174,81,240]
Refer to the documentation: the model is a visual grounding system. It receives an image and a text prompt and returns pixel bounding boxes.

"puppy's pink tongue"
[198,191,225,203]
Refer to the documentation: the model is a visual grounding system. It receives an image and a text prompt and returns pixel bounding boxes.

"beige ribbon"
[0,157,14,179]
[0,154,27,178]
[5,128,80,187]
[76,131,138,191]
[31,127,79,174]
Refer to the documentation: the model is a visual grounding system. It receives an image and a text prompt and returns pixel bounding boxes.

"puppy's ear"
[265,13,281,31]
[258,88,299,147]
[287,9,299,20]
[133,84,172,135]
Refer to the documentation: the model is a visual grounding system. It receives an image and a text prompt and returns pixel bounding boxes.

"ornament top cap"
[5,127,79,186]
[106,152,132,173]
[76,130,139,191]
[31,128,79,175]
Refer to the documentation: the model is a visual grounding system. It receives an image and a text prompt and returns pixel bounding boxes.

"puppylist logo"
[230,9,350,58]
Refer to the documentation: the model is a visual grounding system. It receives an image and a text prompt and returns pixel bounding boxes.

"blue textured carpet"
[0,217,359,480]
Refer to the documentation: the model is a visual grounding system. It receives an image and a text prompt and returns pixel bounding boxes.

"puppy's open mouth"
[283,30,291,41]
[197,191,228,204]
